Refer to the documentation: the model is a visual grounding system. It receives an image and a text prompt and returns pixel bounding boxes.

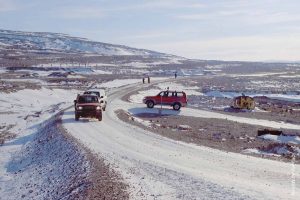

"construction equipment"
[231,95,255,110]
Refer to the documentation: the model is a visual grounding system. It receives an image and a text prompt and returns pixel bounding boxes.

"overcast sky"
[1,0,300,61]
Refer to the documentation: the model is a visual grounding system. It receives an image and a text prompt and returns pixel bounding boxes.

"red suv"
[74,94,102,121]
[143,90,187,110]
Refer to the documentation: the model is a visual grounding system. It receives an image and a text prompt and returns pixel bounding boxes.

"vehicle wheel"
[102,107,106,111]
[75,114,79,121]
[98,114,102,121]
[173,103,181,111]
[146,100,154,108]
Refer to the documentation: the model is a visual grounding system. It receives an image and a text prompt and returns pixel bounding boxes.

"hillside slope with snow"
[0,29,176,57]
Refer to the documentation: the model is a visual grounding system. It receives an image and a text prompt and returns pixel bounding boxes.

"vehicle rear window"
[84,91,100,97]
[78,96,98,103]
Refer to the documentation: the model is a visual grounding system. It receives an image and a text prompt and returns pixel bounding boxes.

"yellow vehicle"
[232,95,255,110]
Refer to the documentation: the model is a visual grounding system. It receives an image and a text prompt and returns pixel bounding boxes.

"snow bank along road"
[62,80,300,200]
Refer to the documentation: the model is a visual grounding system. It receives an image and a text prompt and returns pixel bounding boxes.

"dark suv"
[143,90,187,110]
[74,94,102,121]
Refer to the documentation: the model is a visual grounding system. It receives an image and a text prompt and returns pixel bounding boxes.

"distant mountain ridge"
[0,29,174,57]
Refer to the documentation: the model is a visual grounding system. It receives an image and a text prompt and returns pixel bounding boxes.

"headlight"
[78,106,83,110]
[96,106,101,110]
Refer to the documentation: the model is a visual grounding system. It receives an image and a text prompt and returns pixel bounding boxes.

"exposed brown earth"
[0,80,41,93]
[6,111,129,199]
[0,124,16,145]
[57,113,130,200]
[116,109,300,163]
[213,108,300,126]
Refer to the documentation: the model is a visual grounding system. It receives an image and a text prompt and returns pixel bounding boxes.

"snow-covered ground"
[279,74,300,78]
[228,72,291,77]
[93,69,113,74]
[1,76,300,199]
[180,69,203,76]
[0,77,165,188]
[126,103,300,130]
[0,29,172,57]
[243,144,300,158]
[243,148,284,157]
[96,77,168,89]
[0,116,91,200]
[0,87,80,198]
[259,134,300,145]
[97,79,142,88]
[129,89,161,104]
[0,88,78,131]
[156,82,202,95]
[63,82,300,200]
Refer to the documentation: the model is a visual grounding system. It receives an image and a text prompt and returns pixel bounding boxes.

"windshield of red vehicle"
[78,96,98,103]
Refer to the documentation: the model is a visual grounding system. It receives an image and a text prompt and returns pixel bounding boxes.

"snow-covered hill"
[0,29,172,57]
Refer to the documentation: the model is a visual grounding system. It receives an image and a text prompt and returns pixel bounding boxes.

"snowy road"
[62,81,300,200]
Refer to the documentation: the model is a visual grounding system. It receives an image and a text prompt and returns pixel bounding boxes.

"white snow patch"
[98,77,168,89]
[132,117,152,128]
[129,89,161,104]
[280,75,300,78]
[67,74,85,78]
[0,87,80,198]
[259,134,300,144]
[229,72,290,77]
[0,68,8,73]
[126,62,151,68]
[98,79,142,88]
[243,146,300,157]
[203,69,222,72]
[178,124,191,131]
[242,149,281,157]
[93,69,113,74]
[156,82,202,95]
[180,69,203,76]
